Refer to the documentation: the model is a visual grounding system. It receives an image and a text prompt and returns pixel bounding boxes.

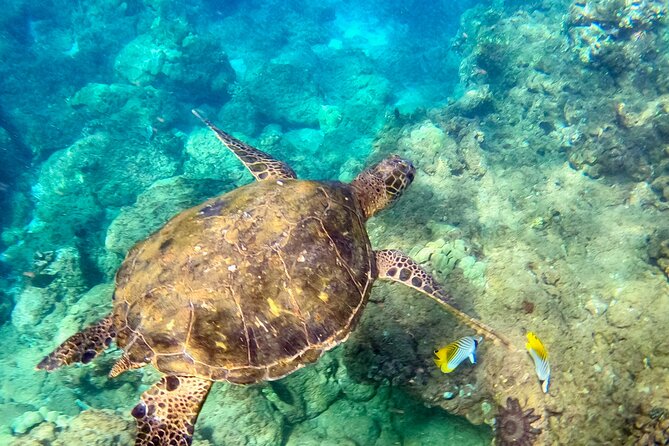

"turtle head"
[351,155,416,219]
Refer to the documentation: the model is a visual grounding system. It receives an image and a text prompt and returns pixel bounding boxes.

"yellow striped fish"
[526,332,551,393]
[434,336,482,373]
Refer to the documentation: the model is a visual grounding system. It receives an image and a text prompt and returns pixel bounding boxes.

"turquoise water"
[2,0,669,444]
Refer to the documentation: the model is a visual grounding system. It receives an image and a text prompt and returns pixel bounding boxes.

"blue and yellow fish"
[434,335,482,373]
[526,332,551,393]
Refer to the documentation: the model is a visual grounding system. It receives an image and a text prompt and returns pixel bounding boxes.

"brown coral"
[494,397,542,446]
[630,407,669,445]
[648,237,669,279]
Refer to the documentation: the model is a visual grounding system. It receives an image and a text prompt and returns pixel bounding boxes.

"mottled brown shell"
[112,180,375,384]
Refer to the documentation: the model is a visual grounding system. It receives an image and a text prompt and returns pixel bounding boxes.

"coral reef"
[568,0,667,68]
[648,235,669,279]
[11,247,88,336]
[564,0,669,181]
[343,311,425,387]
[114,23,236,103]
[355,1,669,444]
[630,407,669,445]
[6,409,134,446]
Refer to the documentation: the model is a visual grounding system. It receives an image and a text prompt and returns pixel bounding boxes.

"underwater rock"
[54,283,114,342]
[10,411,43,435]
[393,390,492,445]
[384,5,669,436]
[69,81,183,138]
[398,122,447,166]
[317,105,344,133]
[335,360,377,403]
[114,34,166,86]
[651,176,669,202]
[282,128,325,156]
[12,247,87,334]
[396,119,486,178]
[410,237,487,288]
[197,385,284,446]
[569,0,667,32]
[460,0,669,184]
[343,309,423,387]
[567,0,668,71]
[629,406,669,445]
[262,352,342,424]
[32,136,104,242]
[11,409,134,446]
[71,83,153,117]
[0,123,29,232]
[215,89,263,137]
[453,85,494,118]
[607,296,641,329]
[285,398,382,446]
[647,235,669,279]
[246,62,322,127]
[11,286,52,334]
[105,176,230,255]
[0,289,12,326]
[114,29,235,103]
[33,128,181,247]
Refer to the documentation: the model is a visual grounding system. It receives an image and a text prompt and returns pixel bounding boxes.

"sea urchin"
[495,397,542,446]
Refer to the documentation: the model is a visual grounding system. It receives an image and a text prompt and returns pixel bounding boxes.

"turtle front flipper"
[374,250,511,347]
[36,315,115,371]
[192,109,297,181]
[132,375,212,446]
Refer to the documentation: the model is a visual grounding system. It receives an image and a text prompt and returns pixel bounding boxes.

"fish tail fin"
[542,377,550,394]
[441,363,454,373]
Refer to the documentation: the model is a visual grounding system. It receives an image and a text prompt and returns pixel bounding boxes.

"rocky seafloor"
[1,0,669,445]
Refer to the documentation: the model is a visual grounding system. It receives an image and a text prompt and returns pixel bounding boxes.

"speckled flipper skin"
[375,249,510,346]
[192,109,297,181]
[132,376,212,446]
[36,315,115,370]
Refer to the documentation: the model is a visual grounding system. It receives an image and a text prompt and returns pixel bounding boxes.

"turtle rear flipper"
[36,315,115,371]
[132,376,212,446]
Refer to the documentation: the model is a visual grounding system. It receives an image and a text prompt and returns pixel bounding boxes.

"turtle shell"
[112,179,375,384]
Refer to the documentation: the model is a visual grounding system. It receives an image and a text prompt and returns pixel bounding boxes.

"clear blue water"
[1,0,669,444]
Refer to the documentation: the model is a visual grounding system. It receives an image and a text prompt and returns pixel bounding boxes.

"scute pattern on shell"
[112,179,375,384]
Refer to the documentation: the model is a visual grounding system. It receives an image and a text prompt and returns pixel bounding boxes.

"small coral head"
[352,155,416,219]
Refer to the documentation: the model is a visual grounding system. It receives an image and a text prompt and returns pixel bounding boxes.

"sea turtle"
[37,110,506,446]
